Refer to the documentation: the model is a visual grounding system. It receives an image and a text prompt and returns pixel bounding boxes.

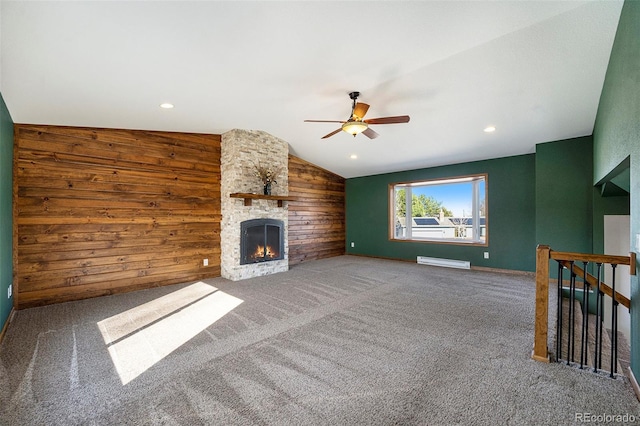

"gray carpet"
[1,255,638,425]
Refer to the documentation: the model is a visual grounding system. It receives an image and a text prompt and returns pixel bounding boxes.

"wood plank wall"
[13,125,221,308]
[12,125,345,309]
[288,155,345,265]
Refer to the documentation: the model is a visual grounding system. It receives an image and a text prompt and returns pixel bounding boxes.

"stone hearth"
[220,129,289,281]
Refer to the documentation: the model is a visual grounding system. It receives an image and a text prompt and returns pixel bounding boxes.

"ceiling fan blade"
[305,119,346,123]
[362,128,379,139]
[353,102,370,120]
[365,115,410,125]
[321,128,343,139]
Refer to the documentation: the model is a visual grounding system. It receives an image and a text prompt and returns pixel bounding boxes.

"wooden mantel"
[229,193,297,207]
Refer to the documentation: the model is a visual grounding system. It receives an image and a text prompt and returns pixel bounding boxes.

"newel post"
[532,244,551,362]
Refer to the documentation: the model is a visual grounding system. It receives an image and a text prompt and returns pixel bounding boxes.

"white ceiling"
[0,1,623,178]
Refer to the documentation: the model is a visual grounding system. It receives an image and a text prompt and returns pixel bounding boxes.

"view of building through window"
[390,175,487,244]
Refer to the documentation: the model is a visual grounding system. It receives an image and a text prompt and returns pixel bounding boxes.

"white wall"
[604,215,631,342]
[0,0,3,91]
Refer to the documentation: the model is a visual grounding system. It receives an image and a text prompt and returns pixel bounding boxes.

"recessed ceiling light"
[484,126,496,133]
[160,103,174,109]
[350,154,358,159]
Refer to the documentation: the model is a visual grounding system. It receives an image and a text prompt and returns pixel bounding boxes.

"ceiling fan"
[304,91,410,139]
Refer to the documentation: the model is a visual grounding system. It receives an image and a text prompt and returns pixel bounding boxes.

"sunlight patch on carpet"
[97,282,243,385]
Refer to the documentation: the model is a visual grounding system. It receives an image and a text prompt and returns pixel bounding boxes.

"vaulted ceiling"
[0,1,623,178]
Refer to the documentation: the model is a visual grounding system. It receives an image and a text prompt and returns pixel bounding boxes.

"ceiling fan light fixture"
[342,121,368,136]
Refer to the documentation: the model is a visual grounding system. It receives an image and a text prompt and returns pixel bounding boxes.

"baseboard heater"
[417,256,470,270]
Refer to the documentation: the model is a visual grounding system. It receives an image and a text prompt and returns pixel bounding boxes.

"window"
[389,174,487,245]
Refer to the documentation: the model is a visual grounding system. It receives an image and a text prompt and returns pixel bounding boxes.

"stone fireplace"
[220,129,289,281]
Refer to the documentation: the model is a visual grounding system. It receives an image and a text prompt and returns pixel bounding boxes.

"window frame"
[388,173,488,246]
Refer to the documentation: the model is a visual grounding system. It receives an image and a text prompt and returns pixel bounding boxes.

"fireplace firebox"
[240,219,284,265]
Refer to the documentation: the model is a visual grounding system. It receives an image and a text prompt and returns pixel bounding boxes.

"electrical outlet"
[483,252,489,259]
[351,242,355,248]
[203,258,209,266]
[7,285,12,298]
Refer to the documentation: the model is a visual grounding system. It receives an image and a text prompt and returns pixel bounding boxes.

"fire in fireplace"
[240,219,284,265]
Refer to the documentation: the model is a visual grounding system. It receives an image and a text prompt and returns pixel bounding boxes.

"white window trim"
[389,174,488,246]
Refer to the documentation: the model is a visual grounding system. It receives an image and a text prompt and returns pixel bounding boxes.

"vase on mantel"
[263,183,272,195]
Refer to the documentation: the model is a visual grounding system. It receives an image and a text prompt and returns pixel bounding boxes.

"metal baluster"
[598,273,604,371]
[580,261,589,368]
[593,263,602,373]
[610,264,618,378]
[568,262,576,364]
[557,262,564,362]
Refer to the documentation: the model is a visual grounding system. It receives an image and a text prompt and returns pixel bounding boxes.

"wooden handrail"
[551,251,636,271]
[532,244,636,363]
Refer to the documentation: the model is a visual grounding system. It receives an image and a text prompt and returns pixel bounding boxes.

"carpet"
[1,255,638,425]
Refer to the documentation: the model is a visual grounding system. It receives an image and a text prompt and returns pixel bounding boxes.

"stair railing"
[533,245,635,377]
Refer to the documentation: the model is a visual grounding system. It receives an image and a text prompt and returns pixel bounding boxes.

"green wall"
[346,154,536,272]
[592,0,640,374]
[0,92,14,332]
[535,136,594,253]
